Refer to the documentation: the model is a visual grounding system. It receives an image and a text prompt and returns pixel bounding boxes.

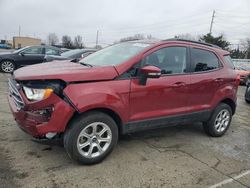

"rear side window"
[191,48,220,72]
[46,48,60,55]
[224,55,235,69]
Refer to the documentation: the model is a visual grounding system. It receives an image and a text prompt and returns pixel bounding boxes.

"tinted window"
[22,47,43,54]
[45,48,60,55]
[143,47,187,74]
[192,48,220,72]
[224,55,235,69]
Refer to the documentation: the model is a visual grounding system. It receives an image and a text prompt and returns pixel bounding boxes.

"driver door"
[129,45,190,122]
[18,46,45,66]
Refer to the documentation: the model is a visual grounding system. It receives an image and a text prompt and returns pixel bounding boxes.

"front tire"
[64,111,118,165]
[0,60,15,73]
[203,103,232,137]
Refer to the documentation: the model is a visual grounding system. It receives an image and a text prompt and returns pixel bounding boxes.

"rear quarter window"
[223,55,235,69]
[191,48,220,72]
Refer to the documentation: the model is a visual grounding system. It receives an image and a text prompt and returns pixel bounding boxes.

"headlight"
[23,86,53,101]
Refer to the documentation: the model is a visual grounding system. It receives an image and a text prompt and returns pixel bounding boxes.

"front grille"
[8,78,24,110]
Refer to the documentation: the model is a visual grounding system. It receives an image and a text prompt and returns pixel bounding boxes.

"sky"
[0,0,249,47]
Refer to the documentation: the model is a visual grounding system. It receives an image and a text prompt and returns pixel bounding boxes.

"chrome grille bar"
[8,78,24,109]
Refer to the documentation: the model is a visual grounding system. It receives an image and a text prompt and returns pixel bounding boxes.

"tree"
[146,34,153,39]
[120,34,145,42]
[175,33,199,41]
[74,35,84,48]
[200,33,230,50]
[230,46,245,59]
[240,38,250,59]
[96,45,102,49]
[62,35,72,48]
[47,33,59,46]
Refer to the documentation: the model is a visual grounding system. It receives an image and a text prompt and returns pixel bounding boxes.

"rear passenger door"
[187,47,223,112]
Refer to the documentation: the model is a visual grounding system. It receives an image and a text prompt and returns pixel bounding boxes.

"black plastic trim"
[122,110,212,134]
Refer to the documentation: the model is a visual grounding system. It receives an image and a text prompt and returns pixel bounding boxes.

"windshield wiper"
[80,62,93,67]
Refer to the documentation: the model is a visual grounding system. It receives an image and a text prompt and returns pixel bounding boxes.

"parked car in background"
[45,48,97,62]
[0,45,62,73]
[235,65,250,85]
[60,48,71,53]
[0,43,11,49]
[245,76,250,103]
[8,39,240,164]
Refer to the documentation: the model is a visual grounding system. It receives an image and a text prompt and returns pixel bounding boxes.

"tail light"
[235,74,241,86]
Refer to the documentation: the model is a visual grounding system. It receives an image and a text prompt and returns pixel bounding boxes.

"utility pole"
[18,25,21,37]
[95,30,99,49]
[209,10,215,34]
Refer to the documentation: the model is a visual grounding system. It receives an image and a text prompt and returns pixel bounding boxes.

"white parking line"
[209,170,250,188]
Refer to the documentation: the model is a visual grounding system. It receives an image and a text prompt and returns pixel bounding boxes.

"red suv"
[8,39,239,164]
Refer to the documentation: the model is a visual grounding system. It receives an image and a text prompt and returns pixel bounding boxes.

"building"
[13,36,41,49]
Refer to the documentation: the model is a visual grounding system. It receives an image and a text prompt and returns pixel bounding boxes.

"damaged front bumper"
[7,78,75,138]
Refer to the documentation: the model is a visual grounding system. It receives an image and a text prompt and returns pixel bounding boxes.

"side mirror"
[139,65,161,85]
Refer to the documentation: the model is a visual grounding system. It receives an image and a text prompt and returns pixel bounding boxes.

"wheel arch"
[65,107,123,135]
[0,59,17,69]
[220,98,236,115]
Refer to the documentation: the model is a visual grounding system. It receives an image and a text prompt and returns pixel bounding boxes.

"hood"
[0,51,14,56]
[14,61,119,82]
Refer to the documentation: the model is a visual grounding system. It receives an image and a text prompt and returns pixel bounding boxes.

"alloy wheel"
[214,109,230,133]
[1,61,14,73]
[77,122,112,158]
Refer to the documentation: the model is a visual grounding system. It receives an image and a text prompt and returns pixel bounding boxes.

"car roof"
[125,39,229,55]
[25,45,61,50]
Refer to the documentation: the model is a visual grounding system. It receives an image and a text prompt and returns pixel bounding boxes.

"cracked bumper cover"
[8,92,75,137]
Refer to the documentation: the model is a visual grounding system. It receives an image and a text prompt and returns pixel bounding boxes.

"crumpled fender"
[63,80,131,123]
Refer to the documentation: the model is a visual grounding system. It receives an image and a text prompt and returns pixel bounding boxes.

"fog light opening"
[45,132,57,139]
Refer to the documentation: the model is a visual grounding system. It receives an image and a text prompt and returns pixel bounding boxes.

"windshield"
[79,42,150,66]
[13,46,30,53]
[61,49,82,58]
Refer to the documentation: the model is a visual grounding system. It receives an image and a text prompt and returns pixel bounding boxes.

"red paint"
[14,61,118,82]
[9,40,238,137]
[8,92,74,137]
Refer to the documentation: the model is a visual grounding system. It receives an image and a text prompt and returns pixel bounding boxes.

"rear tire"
[64,111,118,165]
[203,103,232,137]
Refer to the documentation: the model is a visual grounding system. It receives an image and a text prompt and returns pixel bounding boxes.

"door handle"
[173,82,186,87]
[215,78,224,82]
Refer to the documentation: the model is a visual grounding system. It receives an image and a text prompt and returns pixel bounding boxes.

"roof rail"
[163,38,221,49]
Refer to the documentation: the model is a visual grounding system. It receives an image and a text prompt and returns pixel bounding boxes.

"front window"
[22,47,43,55]
[79,42,150,66]
[142,46,187,74]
